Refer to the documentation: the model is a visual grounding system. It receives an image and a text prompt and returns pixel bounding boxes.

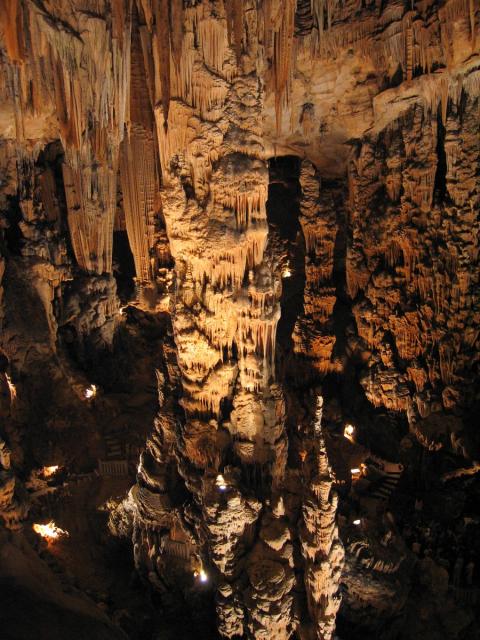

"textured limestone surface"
[1,1,479,638]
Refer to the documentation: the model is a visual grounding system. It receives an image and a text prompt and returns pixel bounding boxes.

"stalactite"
[211,183,268,229]
[439,342,455,385]
[190,68,229,118]
[169,31,195,104]
[63,163,117,274]
[225,0,234,49]
[311,0,339,38]
[304,291,337,320]
[230,0,244,65]
[190,229,267,290]
[197,14,229,76]
[120,127,158,282]
[390,314,422,360]
[0,0,25,63]
[272,0,296,135]
[407,366,428,392]
[315,16,376,60]
[440,0,478,56]
[170,0,184,69]
[469,0,477,47]
[263,0,272,52]
[405,18,413,82]
[155,0,171,129]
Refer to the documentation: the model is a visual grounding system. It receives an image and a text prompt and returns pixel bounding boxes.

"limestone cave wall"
[0,1,479,639]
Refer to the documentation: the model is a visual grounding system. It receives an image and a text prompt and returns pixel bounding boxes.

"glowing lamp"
[353,519,361,526]
[343,424,355,441]
[5,374,16,400]
[42,465,59,477]
[199,569,208,583]
[282,269,292,278]
[216,474,227,491]
[85,384,97,399]
[33,521,68,541]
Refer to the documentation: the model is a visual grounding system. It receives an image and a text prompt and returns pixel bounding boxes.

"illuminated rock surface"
[0,1,479,639]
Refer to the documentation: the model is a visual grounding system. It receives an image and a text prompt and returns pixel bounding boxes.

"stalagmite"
[301,396,344,639]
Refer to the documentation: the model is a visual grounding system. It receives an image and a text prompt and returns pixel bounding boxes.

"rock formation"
[0,0,479,638]
[300,396,344,640]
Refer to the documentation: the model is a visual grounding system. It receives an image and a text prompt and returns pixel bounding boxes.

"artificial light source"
[343,424,355,442]
[353,519,361,526]
[194,567,208,583]
[282,268,292,278]
[85,384,97,399]
[216,474,227,491]
[33,521,68,541]
[42,465,59,477]
[5,374,16,400]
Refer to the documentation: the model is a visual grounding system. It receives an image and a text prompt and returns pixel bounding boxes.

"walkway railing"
[98,459,129,477]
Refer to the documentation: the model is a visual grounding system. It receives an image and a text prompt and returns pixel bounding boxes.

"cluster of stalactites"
[300,0,477,78]
[190,230,267,290]
[0,0,132,274]
[154,1,281,425]
[119,10,160,284]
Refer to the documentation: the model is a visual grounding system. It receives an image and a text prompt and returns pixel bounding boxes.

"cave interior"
[0,1,479,639]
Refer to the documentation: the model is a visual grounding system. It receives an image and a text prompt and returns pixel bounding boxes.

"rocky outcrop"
[348,85,479,425]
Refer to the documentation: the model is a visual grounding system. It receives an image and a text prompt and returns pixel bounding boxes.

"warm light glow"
[351,468,360,474]
[85,384,97,399]
[5,374,16,400]
[42,465,59,477]
[216,474,227,491]
[282,268,292,278]
[33,521,68,540]
[353,519,361,526]
[194,567,208,583]
[343,424,355,441]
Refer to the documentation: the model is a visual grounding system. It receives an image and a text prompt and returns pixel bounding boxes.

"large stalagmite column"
[301,396,344,640]
[137,1,293,636]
